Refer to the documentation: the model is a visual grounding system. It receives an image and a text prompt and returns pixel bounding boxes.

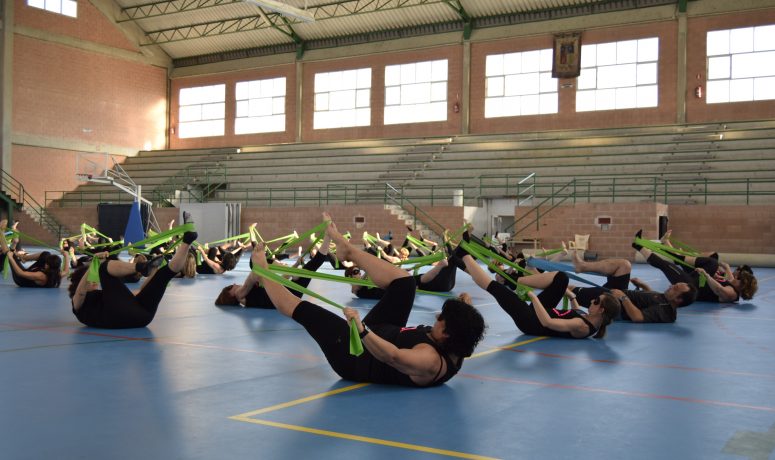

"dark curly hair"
[221,252,237,271]
[437,298,486,358]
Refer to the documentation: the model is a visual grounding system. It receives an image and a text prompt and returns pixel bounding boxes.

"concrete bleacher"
[47,120,775,208]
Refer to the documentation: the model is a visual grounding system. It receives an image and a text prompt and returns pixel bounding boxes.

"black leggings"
[245,251,328,308]
[415,256,457,292]
[573,273,630,308]
[96,261,177,328]
[486,272,569,336]
[291,276,416,380]
[647,254,696,286]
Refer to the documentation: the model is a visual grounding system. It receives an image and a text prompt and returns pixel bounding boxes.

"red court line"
[680,311,775,321]
[0,321,322,361]
[502,348,775,379]
[459,373,775,413]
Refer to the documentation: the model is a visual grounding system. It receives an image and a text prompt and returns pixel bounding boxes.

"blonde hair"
[182,253,197,278]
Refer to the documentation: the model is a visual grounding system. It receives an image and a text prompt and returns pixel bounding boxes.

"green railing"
[479,172,536,204]
[384,183,447,238]
[513,177,775,205]
[45,189,134,207]
[44,176,775,208]
[2,169,66,239]
[152,163,228,207]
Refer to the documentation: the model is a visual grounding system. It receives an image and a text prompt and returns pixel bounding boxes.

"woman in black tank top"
[458,246,619,339]
[249,215,486,387]
[1,222,69,288]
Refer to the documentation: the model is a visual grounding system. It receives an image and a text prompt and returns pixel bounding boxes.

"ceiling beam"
[144,15,271,45]
[121,0,446,22]
[88,0,171,67]
[442,0,472,39]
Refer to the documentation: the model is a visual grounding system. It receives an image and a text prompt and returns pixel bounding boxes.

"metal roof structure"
[108,0,684,66]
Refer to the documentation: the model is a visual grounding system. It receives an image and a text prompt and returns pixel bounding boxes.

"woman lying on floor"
[250,213,485,387]
[67,227,197,329]
[1,219,69,288]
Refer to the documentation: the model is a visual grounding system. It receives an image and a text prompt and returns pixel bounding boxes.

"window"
[576,37,659,111]
[178,84,225,138]
[27,0,77,17]
[485,49,558,118]
[235,77,286,135]
[384,59,447,125]
[706,25,775,103]
[313,68,371,129]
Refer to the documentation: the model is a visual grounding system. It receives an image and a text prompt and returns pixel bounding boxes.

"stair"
[384,204,441,242]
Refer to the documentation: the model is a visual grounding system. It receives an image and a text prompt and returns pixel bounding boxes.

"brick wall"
[239,204,462,246]
[686,8,775,123]
[13,36,167,150]
[515,202,667,260]
[20,203,775,257]
[515,203,775,260]
[667,205,775,254]
[11,146,126,205]
[15,0,138,51]
[170,65,297,150]
[469,20,677,134]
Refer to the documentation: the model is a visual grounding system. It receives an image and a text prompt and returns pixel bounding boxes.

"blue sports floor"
[2,253,775,460]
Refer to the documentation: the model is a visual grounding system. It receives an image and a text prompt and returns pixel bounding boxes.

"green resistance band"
[251,263,364,356]
[636,237,706,287]
[269,263,454,298]
[460,239,533,301]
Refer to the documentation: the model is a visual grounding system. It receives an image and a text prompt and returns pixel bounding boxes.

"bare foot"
[252,243,269,269]
[572,250,585,273]
[660,229,672,245]
[324,213,350,258]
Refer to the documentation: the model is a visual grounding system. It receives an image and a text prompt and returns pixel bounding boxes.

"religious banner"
[552,32,582,78]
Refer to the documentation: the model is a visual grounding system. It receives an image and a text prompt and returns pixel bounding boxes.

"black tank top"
[369,325,460,387]
[547,309,598,339]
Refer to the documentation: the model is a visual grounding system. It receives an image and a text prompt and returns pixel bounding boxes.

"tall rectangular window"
[313,68,371,129]
[485,49,557,118]
[576,37,659,112]
[384,59,448,125]
[178,84,225,138]
[706,25,775,103]
[235,77,286,135]
[27,0,77,17]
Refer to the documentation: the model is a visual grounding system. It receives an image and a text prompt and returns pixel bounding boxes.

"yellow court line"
[232,383,370,418]
[470,336,548,359]
[228,417,500,460]
[229,336,546,458]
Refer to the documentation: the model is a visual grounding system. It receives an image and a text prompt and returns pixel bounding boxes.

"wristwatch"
[618,295,628,304]
[359,324,370,339]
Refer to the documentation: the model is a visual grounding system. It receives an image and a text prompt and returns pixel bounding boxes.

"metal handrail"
[2,169,66,239]
[384,183,447,237]
[502,179,577,237]
[152,163,228,206]
[43,177,775,208]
